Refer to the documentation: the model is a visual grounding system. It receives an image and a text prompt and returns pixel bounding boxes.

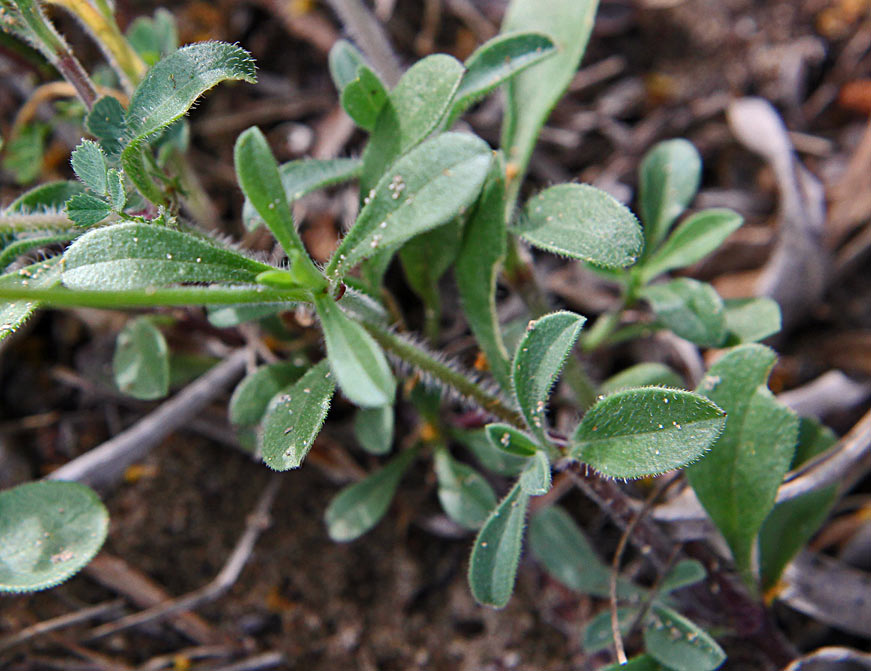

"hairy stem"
[0,211,76,232]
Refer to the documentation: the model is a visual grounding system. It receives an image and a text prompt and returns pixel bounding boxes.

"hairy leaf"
[0,481,108,593]
[642,278,727,347]
[327,133,491,277]
[64,193,112,227]
[106,169,126,211]
[434,448,497,530]
[687,345,798,578]
[520,184,642,268]
[341,65,388,131]
[485,423,539,457]
[641,208,743,282]
[261,361,335,470]
[313,292,395,408]
[6,181,84,213]
[0,257,61,344]
[454,427,529,477]
[326,447,418,541]
[70,140,108,196]
[62,222,272,290]
[573,387,726,479]
[229,360,308,426]
[639,139,702,252]
[468,482,529,607]
[354,405,394,455]
[86,96,129,158]
[113,317,169,400]
[519,450,551,496]
[644,605,726,671]
[513,310,585,442]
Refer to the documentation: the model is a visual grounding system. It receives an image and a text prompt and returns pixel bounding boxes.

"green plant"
[0,0,840,668]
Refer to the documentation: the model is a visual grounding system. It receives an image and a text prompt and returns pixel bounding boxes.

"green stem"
[362,320,524,427]
[0,211,75,232]
[0,285,308,308]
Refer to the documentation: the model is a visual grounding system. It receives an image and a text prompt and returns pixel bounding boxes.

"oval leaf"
[520,184,643,268]
[468,482,529,608]
[723,297,781,345]
[229,360,308,426]
[62,222,271,290]
[600,362,684,395]
[642,278,727,348]
[519,450,551,496]
[325,447,418,541]
[572,387,727,479]
[313,292,395,408]
[0,481,109,593]
[485,423,539,457]
[341,65,388,131]
[70,140,108,196]
[261,361,335,470]
[512,310,586,441]
[327,133,492,277]
[434,448,497,530]
[639,139,702,251]
[583,606,639,654]
[454,427,529,477]
[328,39,368,92]
[113,316,169,400]
[354,405,394,455]
[644,605,726,671]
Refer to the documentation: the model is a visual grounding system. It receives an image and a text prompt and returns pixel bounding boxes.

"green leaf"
[313,292,395,408]
[327,133,492,278]
[261,361,335,470]
[0,234,77,273]
[242,158,361,231]
[641,208,743,282]
[61,222,272,290]
[235,127,308,260]
[758,417,837,589]
[660,559,707,594]
[519,184,643,268]
[126,42,256,143]
[354,405,394,455]
[468,482,529,607]
[600,655,670,671]
[341,65,388,131]
[583,606,638,653]
[2,122,48,184]
[64,193,112,227]
[519,450,551,496]
[528,505,637,598]
[434,448,498,530]
[229,360,308,426]
[325,447,418,541]
[106,169,126,211]
[639,139,702,252]
[0,481,109,593]
[512,310,585,441]
[572,387,726,479]
[113,316,169,400]
[686,345,799,579]
[6,180,84,213]
[599,362,684,395]
[455,162,512,392]
[70,140,108,196]
[454,427,529,477]
[641,278,727,348]
[0,257,61,344]
[500,0,598,208]
[450,32,556,121]
[644,605,726,671]
[126,8,178,66]
[485,423,539,457]
[723,297,781,345]
[207,303,285,328]
[86,96,128,158]
[328,39,368,92]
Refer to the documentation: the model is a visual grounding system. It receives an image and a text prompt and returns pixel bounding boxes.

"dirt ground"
[2,0,871,669]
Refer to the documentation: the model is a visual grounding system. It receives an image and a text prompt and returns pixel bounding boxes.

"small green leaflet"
[512,310,585,442]
[639,139,702,252]
[468,482,529,608]
[328,39,368,92]
[0,257,61,344]
[261,361,335,470]
[64,194,112,227]
[434,448,497,530]
[86,96,128,158]
[313,292,395,408]
[519,450,551,496]
[229,360,308,427]
[454,427,529,477]
[520,184,643,268]
[583,606,638,653]
[354,405,394,455]
[573,387,726,479]
[113,316,170,400]
[326,133,492,277]
[599,362,684,394]
[341,65,388,131]
[644,605,726,671]
[723,297,782,344]
[106,169,126,211]
[326,447,418,541]
[485,423,539,457]
[0,481,109,593]
[641,278,727,348]
[70,140,108,196]
[659,559,707,594]
[640,208,743,282]
[61,222,272,290]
